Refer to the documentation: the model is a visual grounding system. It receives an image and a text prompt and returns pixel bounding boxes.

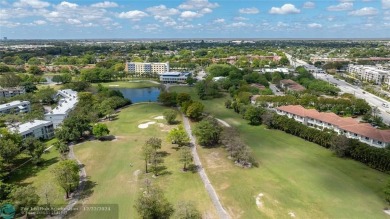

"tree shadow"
[155,165,172,176]
[171,146,180,151]
[6,157,59,184]
[99,135,116,141]
[156,151,170,157]
[187,164,200,173]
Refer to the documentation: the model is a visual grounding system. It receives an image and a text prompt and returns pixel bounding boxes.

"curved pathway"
[182,113,230,219]
[58,144,87,218]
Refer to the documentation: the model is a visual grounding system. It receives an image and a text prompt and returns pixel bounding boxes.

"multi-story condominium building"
[276,105,390,148]
[10,120,54,140]
[44,89,78,128]
[348,64,389,85]
[0,100,30,114]
[0,87,26,98]
[159,72,191,84]
[125,62,169,75]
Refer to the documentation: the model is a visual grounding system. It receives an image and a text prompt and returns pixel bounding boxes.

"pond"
[112,87,161,103]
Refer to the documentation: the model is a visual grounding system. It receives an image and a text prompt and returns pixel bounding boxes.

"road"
[182,113,230,219]
[269,84,284,96]
[285,52,390,124]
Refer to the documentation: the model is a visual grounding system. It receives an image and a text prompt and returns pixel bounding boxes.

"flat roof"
[10,120,52,135]
[0,100,30,110]
[46,90,78,115]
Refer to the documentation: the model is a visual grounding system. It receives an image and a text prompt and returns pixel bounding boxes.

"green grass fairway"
[92,80,160,89]
[170,86,390,219]
[73,103,217,219]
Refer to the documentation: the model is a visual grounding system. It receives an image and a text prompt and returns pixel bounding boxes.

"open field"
[170,86,390,218]
[92,80,160,89]
[6,138,67,206]
[73,103,217,219]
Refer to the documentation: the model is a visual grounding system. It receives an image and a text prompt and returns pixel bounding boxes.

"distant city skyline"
[1,0,389,39]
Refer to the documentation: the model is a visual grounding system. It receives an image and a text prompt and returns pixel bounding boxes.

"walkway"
[181,113,230,219]
[57,144,87,218]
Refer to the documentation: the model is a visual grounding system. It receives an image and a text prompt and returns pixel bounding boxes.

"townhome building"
[0,87,26,98]
[276,105,390,148]
[0,100,30,114]
[10,120,54,140]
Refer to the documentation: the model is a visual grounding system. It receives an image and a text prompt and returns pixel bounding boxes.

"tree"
[163,109,178,125]
[28,65,43,75]
[176,93,191,106]
[23,137,46,164]
[384,179,390,204]
[52,160,80,199]
[0,64,10,73]
[193,118,222,147]
[134,184,174,219]
[54,140,69,159]
[0,129,22,165]
[168,125,190,147]
[179,147,193,171]
[330,135,350,157]
[39,183,58,216]
[92,123,110,140]
[56,115,91,142]
[146,137,162,153]
[36,87,56,104]
[158,91,177,106]
[186,101,204,120]
[174,201,201,219]
[10,185,40,216]
[0,73,21,87]
[243,106,265,125]
[142,142,154,173]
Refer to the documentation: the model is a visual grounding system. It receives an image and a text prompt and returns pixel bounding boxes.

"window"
[365,137,369,140]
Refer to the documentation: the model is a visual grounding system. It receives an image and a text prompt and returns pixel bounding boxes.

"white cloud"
[34,20,46,25]
[0,20,21,27]
[213,18,225,23]
[200,8,212,14]
[327,3,353,11]
[308,23,322,28]
[269,4,300,14]
[330,24,346,28]
[277,21,288,27]
[118,10,148,20]
[66,18,81,24]
[13,0,49,8]
[233,16,248,21]
[58,1,78,9]
[303,1,315,9]
[180,11,203,19]
[91,1,118,8]
[227,22,253,28]
[239,7,259,14]
[339,0,354,2]
[178,0,219,10]
[348,7,378,16]
[146,5,179,16]
[383,0,390,9]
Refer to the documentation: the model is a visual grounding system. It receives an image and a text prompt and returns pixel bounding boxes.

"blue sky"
[0,0,389,39]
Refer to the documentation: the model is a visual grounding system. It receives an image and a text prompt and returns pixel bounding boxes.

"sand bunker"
[108,85,119,87]
[154,116,164,120]
[255,193,264,208]
[138,121,156,129]
[288,212,296,218]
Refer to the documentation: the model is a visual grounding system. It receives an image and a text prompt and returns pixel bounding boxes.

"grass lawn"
[6,138,67,206]
[36,84,63,91]
[73,103,217,219]
[170,86,390,219]
[92,80,160,89]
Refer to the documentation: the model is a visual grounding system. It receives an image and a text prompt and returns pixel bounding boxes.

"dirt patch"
[204,151,225,169]
[138,121,156,129]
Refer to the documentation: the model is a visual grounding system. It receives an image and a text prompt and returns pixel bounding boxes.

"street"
[285,53,390,124]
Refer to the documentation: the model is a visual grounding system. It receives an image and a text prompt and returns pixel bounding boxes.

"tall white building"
[0,100,30,114]
[125,62,169,76]
[159,72,191,84]
[44,89,78,128]
[348,64,389,85]
[10,120,54,139]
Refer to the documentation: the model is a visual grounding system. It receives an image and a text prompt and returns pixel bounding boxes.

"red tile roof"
[276,105,390,143]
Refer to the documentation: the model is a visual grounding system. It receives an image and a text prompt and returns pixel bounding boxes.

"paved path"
[216,118,231,128]
[182,113,230,219]
[57,144,87,218]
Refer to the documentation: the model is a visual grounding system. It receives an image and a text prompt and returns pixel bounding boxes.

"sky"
[0,0,389,39]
